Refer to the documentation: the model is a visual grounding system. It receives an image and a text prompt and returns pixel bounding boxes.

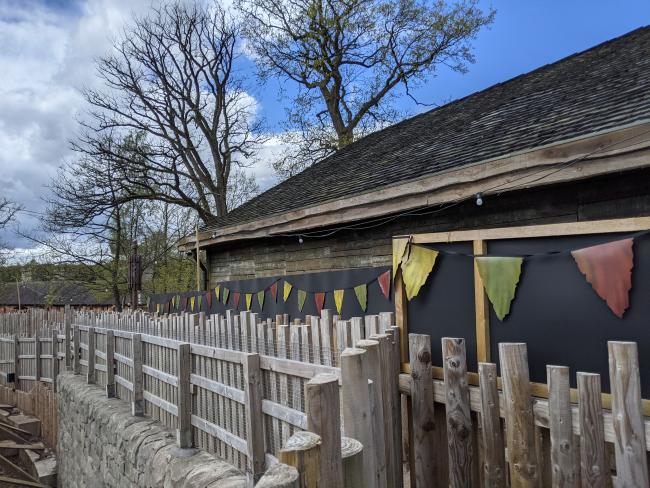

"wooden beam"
[472,240,490,363]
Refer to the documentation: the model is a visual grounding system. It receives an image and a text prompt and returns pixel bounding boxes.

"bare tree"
[79,1,265,224]
[0,198,19,230]
[238,0,495,176]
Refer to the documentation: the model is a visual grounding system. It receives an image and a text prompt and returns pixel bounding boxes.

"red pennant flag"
[571,238,634,318]
[181,296,188,311]
[233,292,240,309]
[270,282,278,302]
[378,270,391,299]
[206,292,213,309]
[315,292,326,314]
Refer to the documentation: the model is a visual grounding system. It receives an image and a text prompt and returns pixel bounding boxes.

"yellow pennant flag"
[401,245,439,300]
[215,285,220,300]
[393,237,410,278]
[245,293,253,310]
[475,257,523,321]
[297,290,307,311]
[354,284,367,311]
[156,303,160,314]
[334,289,345,314]
[190,296,196,311]
[283,281,293,302]
[257,290,265,310]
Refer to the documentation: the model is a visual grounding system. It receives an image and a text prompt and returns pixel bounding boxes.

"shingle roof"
[0,281,112,307]
[211,25,650,230]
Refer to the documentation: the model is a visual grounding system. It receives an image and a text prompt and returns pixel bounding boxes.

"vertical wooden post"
[35,330,42,383]
[131,333,144,417]
[547,365,579,488]
[340,347,376,488]
[51,328,59,392]
[87,327,95,384]
[576,373,606,488]
[279,431,321,488]
[320,309,333,366]
[306,373,343,488]
[498,343,538,488]
[73,326,80,375]
[442,337,473,487]
[473,240,490,363]
[389,326,404,488]
[64,304,72,370]
[243,353,265,486]
[105,329,115,398]
[478,362,505,488]
[13,335,19,390]
[176,343,192,448]
[342,437,364,488]
[607,341,649,487]
[393,271,408,365]
[408,334,434,488]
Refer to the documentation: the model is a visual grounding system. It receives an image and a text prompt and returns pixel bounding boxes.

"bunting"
[257,290,265,310]
[156,303,160,314]
[222,287,229,305]
[334,289,345,314]
[175,295,180,310]
[393,237,410,277]
[270,282,278,302]
[475,257,523,321]
[190,296,196,311]
[197,295,203,310]
[283,282,293,302]
[206,292,212,309]
[181,296,188,311]
[401,245,439,300]
[233,292,240,309]
[378,270,391,299]
[571,238,634,318]
[315,292,326,314]
[215,285,220,300]
[354,284,367,312]
[297,289,307,311]
[245,293,253,310]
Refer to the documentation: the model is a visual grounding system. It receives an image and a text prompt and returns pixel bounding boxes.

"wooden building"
[0,281,113,312]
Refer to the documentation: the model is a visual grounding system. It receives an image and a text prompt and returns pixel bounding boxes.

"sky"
[1,0,649,253]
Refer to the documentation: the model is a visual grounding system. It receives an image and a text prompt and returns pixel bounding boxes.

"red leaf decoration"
[206,292,213,309]
[233,292,240,309]
[571,238,634,318]
[314,292,326,314]
[270,282,278,302]
[378,270,391,299]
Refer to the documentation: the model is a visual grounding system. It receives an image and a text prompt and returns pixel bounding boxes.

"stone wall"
[57,373,246,487]
[207,168,650,284]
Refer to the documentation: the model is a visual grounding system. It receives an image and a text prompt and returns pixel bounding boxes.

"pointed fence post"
[577,372,606,488]
[35,330,42,383]
[105,329,115,398]
[51,328,59,392]
[64,304,72,370]
[243,353,265,486]
[131,333,144,417]
[13,335,19,390]
[478,363,505,487]
[176,342,192,448]
[87,327,95,384]
[73,325,80,375]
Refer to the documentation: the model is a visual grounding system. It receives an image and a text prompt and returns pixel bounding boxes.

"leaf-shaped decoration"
[283,282,293,302]
[314,292,326,314]
[354,284,367,311]
[222,287,229,305]
[206,292,212,309]
[257,290,265,310]
[233,291,240,309]
[393,238,410,278]
[189,296,195,311]
[378,270,391,299]
[197,295,203,310]
[475,257,523,321]
[215,285,220,300]
[270,282,278,302]
[571,238,634,318]
[401,245,439,300]
[334,289,345,314]
[297,289,307,311]
[245,293,253,310]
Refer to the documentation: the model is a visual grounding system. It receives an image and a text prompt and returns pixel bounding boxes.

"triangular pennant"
[354,284,367,311]
[571,238,634,318]
[181,296,188,310]
[156,303,160,314]
[257,290,265,310]
[198,295,203,310]
[283,282,293,302]
[222,287,229,305]
[475,256,523,321]
[206,292,212,309]
[402,245,439,300]
[334,289,344,314]
[233,292,240,309]
[215,285,220,300]
[393,238,410,278]
[270,282,278,302]
[378,270,391,299]
[297,289,307,311]
[314,292,326,314]
[246,293,253,310]
[190,296,196,311]
[175,295,181,309]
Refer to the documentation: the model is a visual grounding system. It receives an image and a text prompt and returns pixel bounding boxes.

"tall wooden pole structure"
[195,223,201,291]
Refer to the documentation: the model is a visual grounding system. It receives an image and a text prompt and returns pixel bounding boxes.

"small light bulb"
[475,193,483,206]
[298,236,304,244]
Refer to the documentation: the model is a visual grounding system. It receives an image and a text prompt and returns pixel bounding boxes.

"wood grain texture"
[473,240,490,363]
[176,343,192,448]
[243,353,266,485]
[278,431,321,488]
[478,362,505,488]
[577,373,607,488]
[342,437,364,488]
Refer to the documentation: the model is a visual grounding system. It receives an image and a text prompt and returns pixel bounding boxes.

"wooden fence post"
[13,335,19,390]
[389,326,404,488]
[35,330,42,383]
[342,437,364,488]
[176,342,192,448]
[478,362,505,488]
[340,347,376,488]
[256,464,299,488]
[279,431,321,488]
[87,327,95,384]
[131,333,144,417]
[547,365,579,488]
[607,341,649,487]
[243,353,265,486]
[73,325,80,375]
[51,328,59,392]
[306,373,343,488]
[64,304,71,370]
[408,334,434,488]
[442,337,473,487]
[576,373,606,488]
[105,329,115,398]
[498,343,538,488]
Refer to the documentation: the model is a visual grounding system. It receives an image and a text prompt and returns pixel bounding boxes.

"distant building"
[0,281,113,312]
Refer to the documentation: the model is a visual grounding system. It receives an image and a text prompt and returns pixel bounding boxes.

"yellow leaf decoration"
[475,257,523,321]
[334,289,345,314]
[190,296,195,311]
[401,245,439,300]
[283,281,293,302]
[257,290,265,310]
[222,287,229,305]
[156,303,160,314]
[297,290,307,311]
[215,285,220,300]
[354,284,367,311]
[393,237,410,278]
[245,293,253,310]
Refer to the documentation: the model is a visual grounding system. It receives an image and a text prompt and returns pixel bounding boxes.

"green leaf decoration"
[245,293,253,310]
[393,238,410,278]
[283,282,293,302]
[197,295,203,310]
[354,284,367,311]
[334,289,344,314]
[215,285,220,300]
[190,296,195,311]
[222,287,229,305]
[257,290,265,310]
[475,256,523,321]
[297,289,307,311]
[401,245,439,300]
